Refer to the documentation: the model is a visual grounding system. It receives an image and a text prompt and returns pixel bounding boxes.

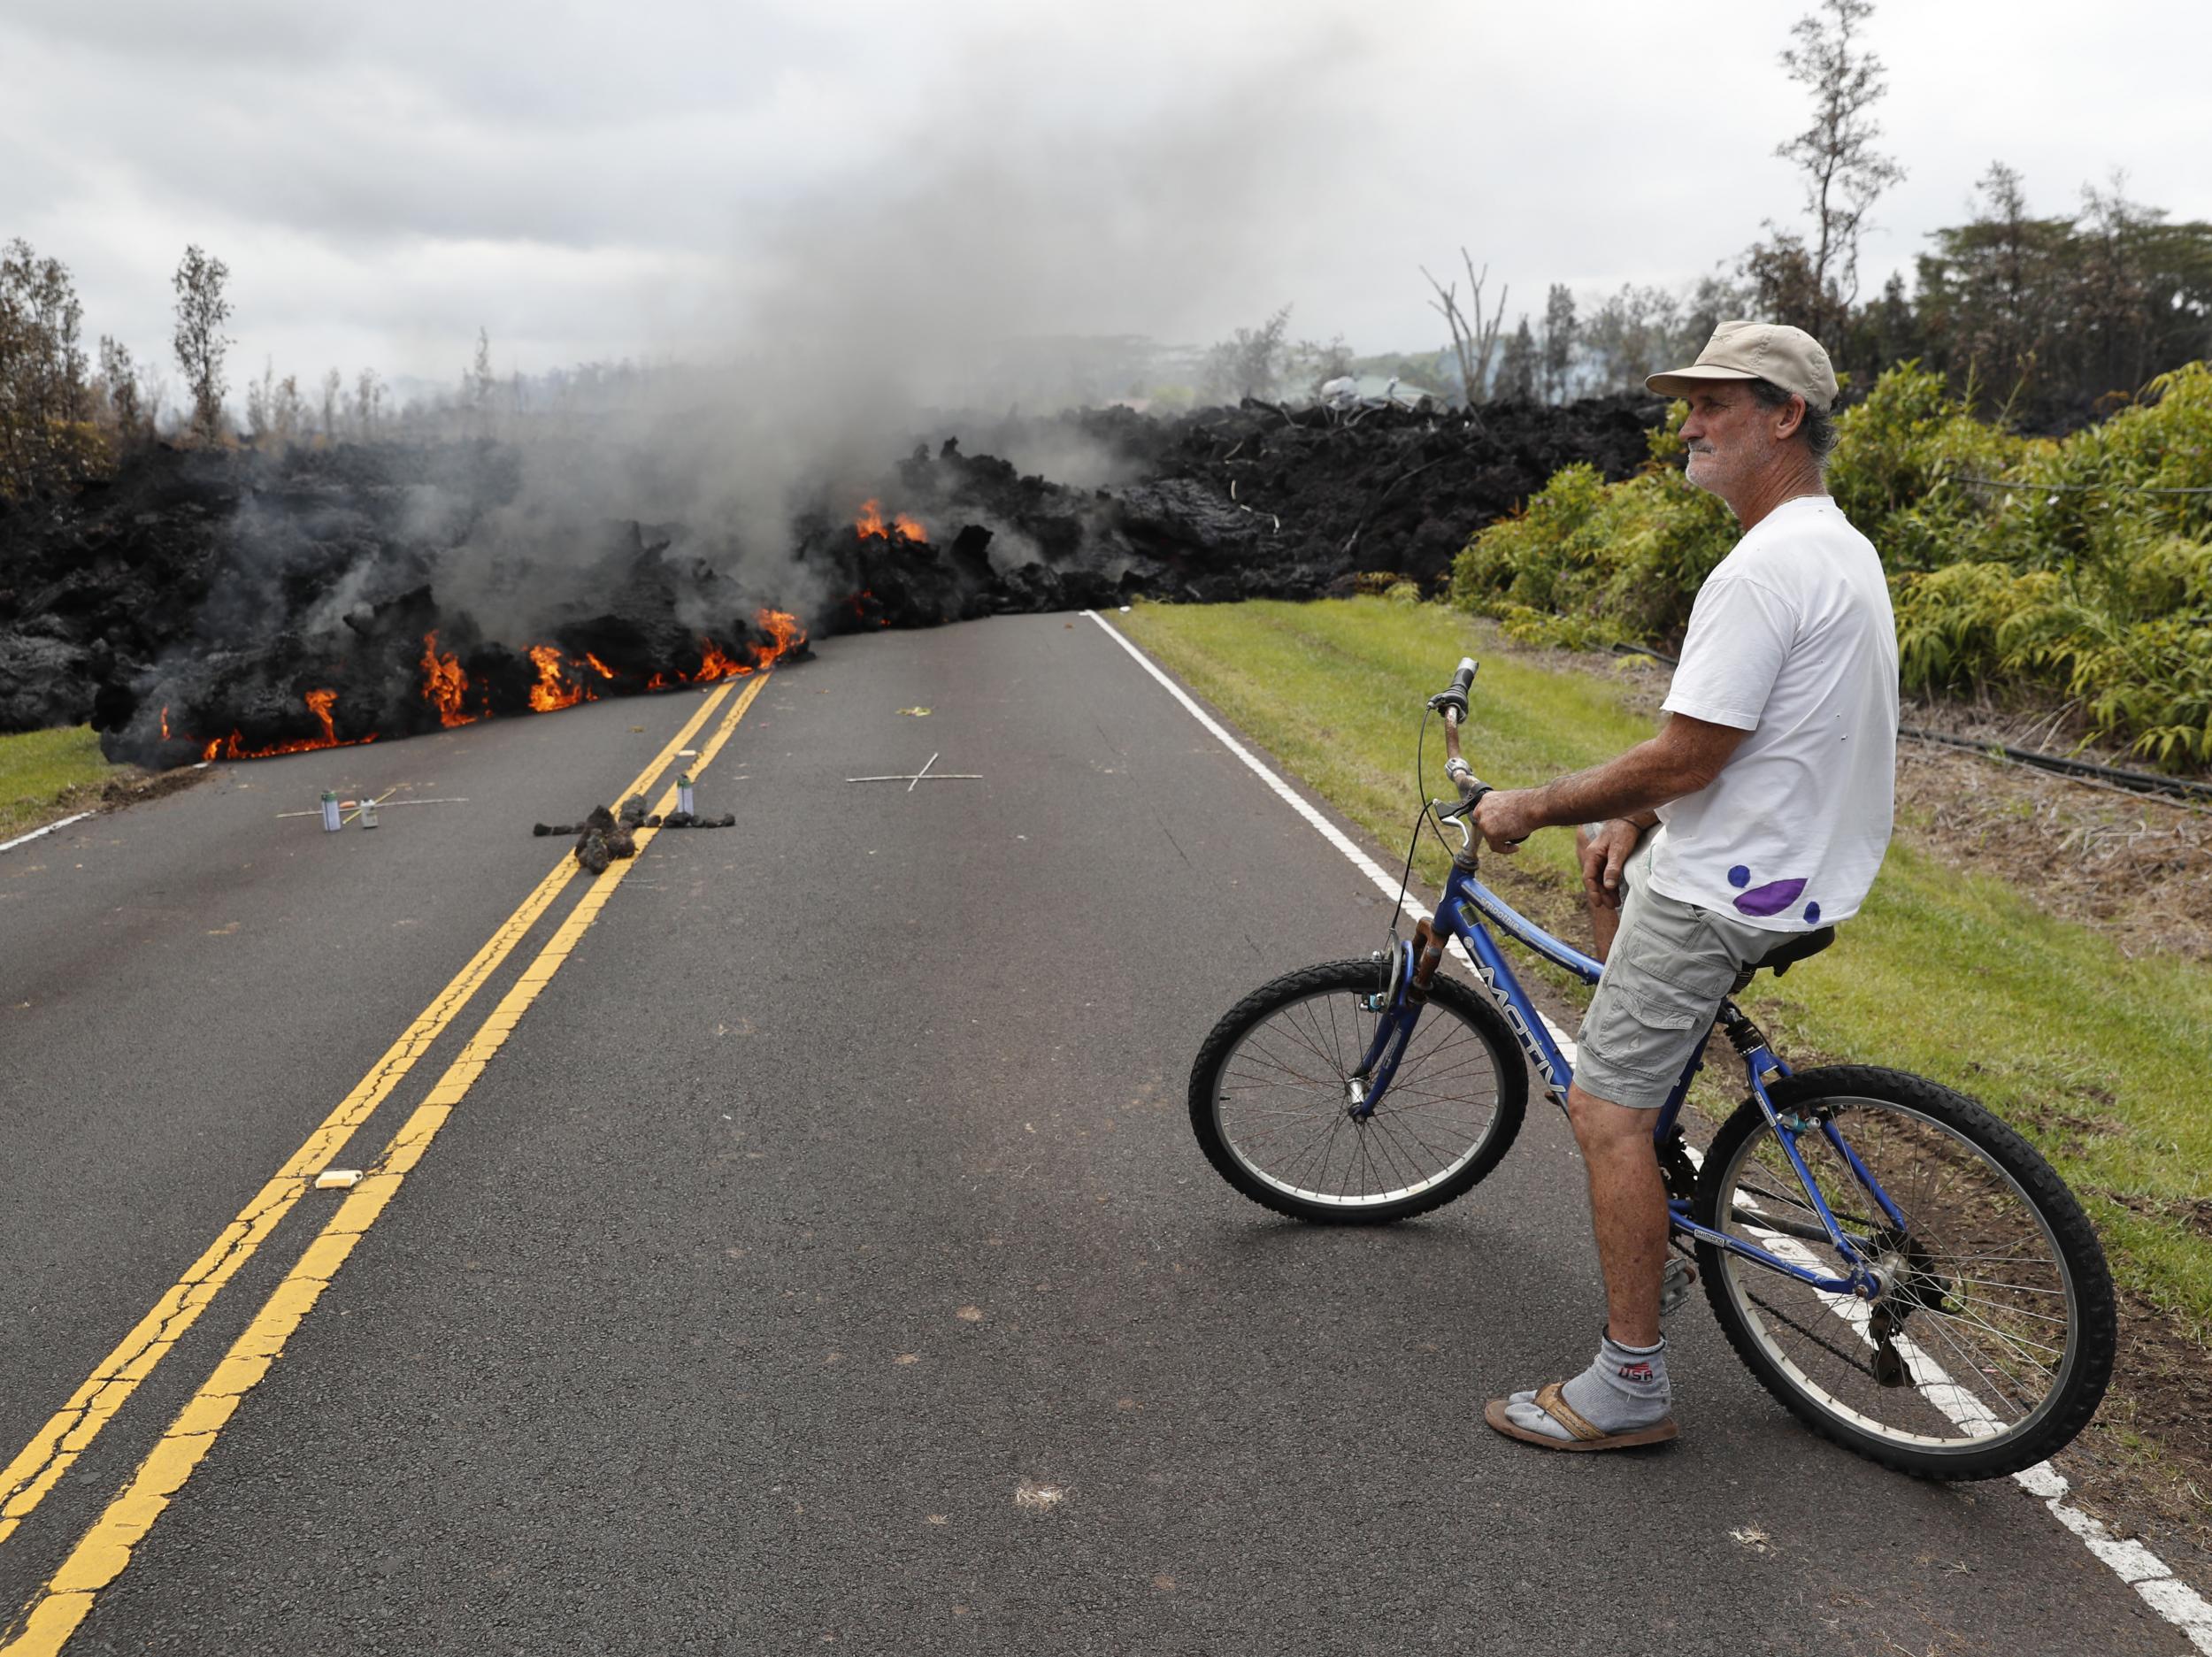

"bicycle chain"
[1744,1286,1880,1384]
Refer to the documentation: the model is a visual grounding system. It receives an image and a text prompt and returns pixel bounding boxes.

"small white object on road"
[313,1170,363,1190]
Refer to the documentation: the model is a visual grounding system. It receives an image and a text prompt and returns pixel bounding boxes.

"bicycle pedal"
[1660,1256,1698,1316]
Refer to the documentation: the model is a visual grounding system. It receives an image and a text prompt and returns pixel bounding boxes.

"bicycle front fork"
[1348,936,1432,1119]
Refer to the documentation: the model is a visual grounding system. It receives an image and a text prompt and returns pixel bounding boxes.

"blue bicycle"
[1189,657,2116,1478]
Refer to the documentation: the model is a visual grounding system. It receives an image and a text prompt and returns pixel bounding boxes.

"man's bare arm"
[1473,714,1748,848]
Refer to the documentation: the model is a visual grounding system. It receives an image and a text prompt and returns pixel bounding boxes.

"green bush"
[1451,362,2212,768]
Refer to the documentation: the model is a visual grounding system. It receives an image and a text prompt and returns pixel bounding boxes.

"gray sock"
[1504,1331,1671,1440]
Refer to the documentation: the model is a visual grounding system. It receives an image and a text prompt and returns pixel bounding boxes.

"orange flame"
[160,706,172,740]
[695,641,749,683]
[855,500,926,543]
[421,633,478,727]
[582,653,618,680]
[306,688,337,744]
[527,644,592,712]
[757,608,806,663]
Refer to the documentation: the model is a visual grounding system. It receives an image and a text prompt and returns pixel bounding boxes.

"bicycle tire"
[1188,958,1527,1224]
[1693,1065,2116,1479]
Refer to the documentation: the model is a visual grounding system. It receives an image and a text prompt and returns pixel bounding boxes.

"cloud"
[3,0,2209,384]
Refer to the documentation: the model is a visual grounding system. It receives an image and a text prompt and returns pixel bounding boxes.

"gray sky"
[6,0,2208,393]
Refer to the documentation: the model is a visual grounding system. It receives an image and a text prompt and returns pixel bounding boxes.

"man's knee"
[1566,1082,1656,1156]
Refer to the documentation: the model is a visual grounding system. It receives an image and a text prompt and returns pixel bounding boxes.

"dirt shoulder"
[2,762,211,845]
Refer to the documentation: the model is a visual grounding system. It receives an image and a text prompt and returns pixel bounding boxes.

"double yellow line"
[2,672,770,1655]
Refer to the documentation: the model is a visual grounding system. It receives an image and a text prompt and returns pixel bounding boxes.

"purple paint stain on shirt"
[1733,878,1807,917]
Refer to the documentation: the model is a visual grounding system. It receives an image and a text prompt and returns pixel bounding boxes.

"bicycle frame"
[1352,855,1897,1300]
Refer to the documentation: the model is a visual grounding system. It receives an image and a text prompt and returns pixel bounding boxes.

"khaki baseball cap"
[1646,320,1838,411]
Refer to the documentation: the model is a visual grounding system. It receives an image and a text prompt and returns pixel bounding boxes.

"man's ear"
[1772,394,1807,441]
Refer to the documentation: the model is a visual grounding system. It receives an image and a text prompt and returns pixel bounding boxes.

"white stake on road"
[845,751,983,789]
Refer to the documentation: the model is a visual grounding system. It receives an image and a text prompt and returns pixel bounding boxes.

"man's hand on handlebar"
[1578,817,1642,909]
[1471,786,1542,853]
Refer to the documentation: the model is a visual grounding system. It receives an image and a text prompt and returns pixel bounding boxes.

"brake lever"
[1429,801,1475,853]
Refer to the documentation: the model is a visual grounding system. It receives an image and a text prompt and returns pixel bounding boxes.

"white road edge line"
[1084,608,2212,1654]
[0,810,96,855]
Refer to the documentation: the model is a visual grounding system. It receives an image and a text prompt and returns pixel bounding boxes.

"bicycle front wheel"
[1694,1066,2116,1479]
[1188,958,1527,1224]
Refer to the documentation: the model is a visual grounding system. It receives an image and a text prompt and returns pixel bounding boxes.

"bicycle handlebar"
[1430,657,1490,809]
[1427,657,1478,725]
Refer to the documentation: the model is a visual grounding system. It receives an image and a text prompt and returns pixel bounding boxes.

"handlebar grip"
[1427,657,1479,724]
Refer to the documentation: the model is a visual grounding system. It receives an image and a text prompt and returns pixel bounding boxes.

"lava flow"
[688,610,810,685]
[855,500,926,543]
[195,687,377,762]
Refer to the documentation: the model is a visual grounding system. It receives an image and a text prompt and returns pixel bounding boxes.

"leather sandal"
[1484,1381,1679,1452]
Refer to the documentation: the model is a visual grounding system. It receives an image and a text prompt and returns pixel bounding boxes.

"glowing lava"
[196,687,375,762]
[855,500,926,543]
[757,608,807,660]
[527,644,592,712]
[695,641,745,683]
[421,633,479,727]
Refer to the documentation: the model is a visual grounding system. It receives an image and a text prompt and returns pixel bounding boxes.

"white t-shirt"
[1649,495,1898,932]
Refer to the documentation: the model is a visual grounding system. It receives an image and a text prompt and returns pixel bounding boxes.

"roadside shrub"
[1448,455,1736,648]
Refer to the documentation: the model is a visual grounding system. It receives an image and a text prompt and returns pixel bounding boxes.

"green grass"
[1118,596,2212,1339]
[0,725,120,841]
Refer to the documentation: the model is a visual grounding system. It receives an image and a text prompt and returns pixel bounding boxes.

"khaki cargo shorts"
[1574,832,1780,1109]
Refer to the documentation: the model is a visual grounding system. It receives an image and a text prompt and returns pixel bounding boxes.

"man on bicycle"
[1468,321,1899,1452]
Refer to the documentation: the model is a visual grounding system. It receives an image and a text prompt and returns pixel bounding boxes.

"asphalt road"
[0,613,2187,1655]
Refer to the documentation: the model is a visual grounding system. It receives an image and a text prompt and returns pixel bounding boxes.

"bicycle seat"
[1757,925,1836,977]
[1727,925,1834,996]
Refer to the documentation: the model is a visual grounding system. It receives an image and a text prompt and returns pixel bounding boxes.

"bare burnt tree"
[1743,0,1903,347]
[355,366,383,439]
[173,243,233,443]
[469,326,494,432]
[1423,249,1505,404]
[99,335,142,435]
[245,356,274,442]
[320,366,342,441]
[273,372,304,445]
[1540,284,1577,403]
[1494,317,1540,401]
[136,360,169,433]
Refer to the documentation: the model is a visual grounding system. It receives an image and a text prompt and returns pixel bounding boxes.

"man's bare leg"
[1491,1080,1675,1443]
[1565,1081,1668,1347]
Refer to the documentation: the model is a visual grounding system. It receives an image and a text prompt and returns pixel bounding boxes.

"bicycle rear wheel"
[1188,958,1526,1224]
[1694,1065,2115,1479]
